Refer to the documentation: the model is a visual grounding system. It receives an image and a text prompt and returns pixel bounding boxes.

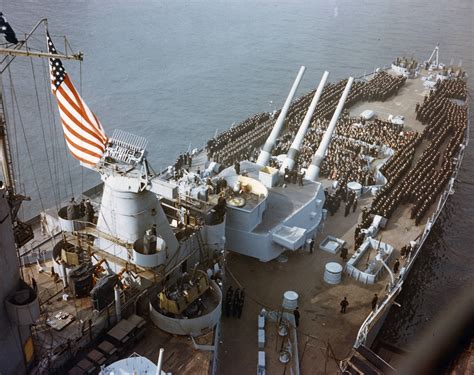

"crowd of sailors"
[323,185,359,218]
[393,57,418,71]
[66,197,95,223]
[205,71,406,169]
[362,71,406,102]
[224,286,245,318]
[173,151,193,176]
[416,78,467,125]
[272,113,407,185]
[197,72,466,235]
[356,77,467,245]
[206,113,271,166]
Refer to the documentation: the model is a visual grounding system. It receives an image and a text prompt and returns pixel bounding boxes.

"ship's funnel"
[256,66,306,167]
[306,77,354,181]
[280,71,329,174]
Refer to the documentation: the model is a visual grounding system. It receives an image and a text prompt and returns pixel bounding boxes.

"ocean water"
[3,0,474,365]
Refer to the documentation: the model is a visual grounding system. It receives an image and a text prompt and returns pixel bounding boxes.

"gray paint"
[0,189,26,374]
[149,280,222,336]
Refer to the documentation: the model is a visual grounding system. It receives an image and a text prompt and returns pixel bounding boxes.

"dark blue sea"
[3,0,474,367]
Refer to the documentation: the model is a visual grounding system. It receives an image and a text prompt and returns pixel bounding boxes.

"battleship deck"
[18,66,467,374]
[22,233,215,375]
[211,68,467,375]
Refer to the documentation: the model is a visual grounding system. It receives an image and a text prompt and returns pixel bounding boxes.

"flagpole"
[0,48,83,62]
[0,18,83,74]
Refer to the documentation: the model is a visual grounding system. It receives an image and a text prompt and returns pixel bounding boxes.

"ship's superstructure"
[0,185,39,374]
[0,20,227,374]
[0,17,470,375]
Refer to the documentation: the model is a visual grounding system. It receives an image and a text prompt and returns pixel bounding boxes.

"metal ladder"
[196,230,210,268]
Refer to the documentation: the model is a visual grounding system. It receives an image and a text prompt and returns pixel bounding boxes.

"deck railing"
[353,115,469,349]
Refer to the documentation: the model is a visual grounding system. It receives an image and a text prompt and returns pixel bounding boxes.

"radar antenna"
[426,43,440,70]
[104,129,148,165]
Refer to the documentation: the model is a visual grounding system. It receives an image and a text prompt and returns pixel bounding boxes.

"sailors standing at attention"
[340,297,349,313]
[84,199,94,224]
[232,288,240,317]
[371,294,378,311]
[234,161,240,175]
[393,258,400,274]
[400,245,407,259]
[293,307,300,327]
[308,238,315,254]
[340,246,348,261]
[297,170,304,186]
[361,207,370,222]
[79,198,86,216]
[291,169,298,184]
[237,288,245,318]
[67,197,78,220]
[344,199,351,217]
[284,167,290,182]
[31,277,38,293]
[225,286,233,317]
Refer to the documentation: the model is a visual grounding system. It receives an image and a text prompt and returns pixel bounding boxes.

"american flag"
[47,31,107,166]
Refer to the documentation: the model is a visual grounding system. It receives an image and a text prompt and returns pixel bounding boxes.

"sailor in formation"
[224,286,245,318]
[206,71,405,172]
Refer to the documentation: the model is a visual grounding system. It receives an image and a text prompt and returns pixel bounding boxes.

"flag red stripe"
[63,131,103,159]
[64,138,100,165]
[63,76,99,132]
[92,112,108,143]
[48,33,107,166]
[56,79,91,124]
[61,76,107,144]
[59,115,105,154]
[56,99,106,151]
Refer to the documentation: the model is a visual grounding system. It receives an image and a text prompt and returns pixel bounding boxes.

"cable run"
[7,66,45,211]
[29,57,59,209]
[41,57,63,204]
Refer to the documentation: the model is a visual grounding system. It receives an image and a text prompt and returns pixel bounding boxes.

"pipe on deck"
[256,66,306,167]
[306,77,354,181]
[156,348,165,375]
[280,71,330,174]
[114,285,122,322]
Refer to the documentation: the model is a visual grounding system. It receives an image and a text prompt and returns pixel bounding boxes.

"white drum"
[324,262,343,284]
[282,291,299,310]
[347,181,363,198]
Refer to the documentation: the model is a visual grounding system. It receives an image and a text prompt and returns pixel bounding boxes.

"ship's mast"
[0,18,85,373]
[426,44,440,69]
[0,80,15,189]
[0,18,83,192]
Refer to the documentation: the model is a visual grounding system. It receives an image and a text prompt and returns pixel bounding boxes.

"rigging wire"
[41,56,70,202]
[7,66,22,193]
[61,121,75,199]
[4,66,21,193]
[80,59,84,194]
[7,66,46,211]
[42,32,78,199]
[40,57,62,205]
[29,56,59,209]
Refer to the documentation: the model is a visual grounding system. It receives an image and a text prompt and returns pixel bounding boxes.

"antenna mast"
[0,18,83,192]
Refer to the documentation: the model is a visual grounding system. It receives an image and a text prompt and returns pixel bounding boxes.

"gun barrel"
[256,66,306,166]
[306,77,354,181]
[280,71,329,174]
